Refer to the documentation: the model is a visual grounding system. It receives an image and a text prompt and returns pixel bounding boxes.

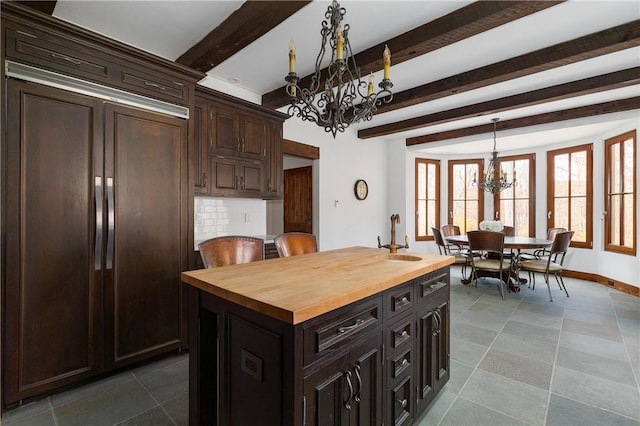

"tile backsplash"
[194,197,266,242]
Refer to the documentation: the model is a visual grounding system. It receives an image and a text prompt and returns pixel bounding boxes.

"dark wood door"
[3,80,104,405]
[303,353,351,426]
[211,103,239,156]
[211,155,239,194]
[350,334,383,426]
[239,113,266,160]
[265,121,283,197]
[433,301,450,396]
[416,309,436,410]
[103,104,186,368]
[239,159,265,195]
[284,166,312,233]
[193,99,210,194]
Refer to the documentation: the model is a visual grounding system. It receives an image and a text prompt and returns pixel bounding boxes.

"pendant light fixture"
[473,118,517,194]
[285,0,393,138]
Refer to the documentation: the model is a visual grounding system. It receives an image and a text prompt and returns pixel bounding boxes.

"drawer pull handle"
[343,370,353,410]
[400,330,409,338]
[398,296,410,306]
[429,281,448,290]
[397,398,408,409]
[401,358,409,367]
[354,363,362,403]
[50,52,82,66]
[338,318,365,333]
[144,81,167,91]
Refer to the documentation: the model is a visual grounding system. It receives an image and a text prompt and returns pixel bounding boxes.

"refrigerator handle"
[94,176,103,270]
[106,177,115,269]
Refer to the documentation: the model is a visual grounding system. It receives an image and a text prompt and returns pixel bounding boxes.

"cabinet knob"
[401,330,408,338]
[401,358,409,367]
[397,398,408,409]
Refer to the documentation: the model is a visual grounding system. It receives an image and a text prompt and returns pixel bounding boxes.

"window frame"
[494,153,536,237]
[448,159,484,233]
[547,143,593,249]
[414,158,440,242]
[604,130,637,256]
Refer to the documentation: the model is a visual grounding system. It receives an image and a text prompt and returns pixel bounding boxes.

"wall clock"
[354,179,368,200]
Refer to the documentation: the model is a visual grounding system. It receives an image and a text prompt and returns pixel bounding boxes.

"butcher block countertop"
[182,246,453,325]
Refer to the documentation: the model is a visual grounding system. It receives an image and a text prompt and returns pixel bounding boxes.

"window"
[604,130,636,255]
[448,159,484,233]
[495,154,535,236]
[415,158,440,241]
[547,144,592,248]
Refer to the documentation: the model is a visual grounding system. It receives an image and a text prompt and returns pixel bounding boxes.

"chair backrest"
[467,230,505,256]
[502,225,516,236]
[198,236,264,268]
[274,232,318,257]
[441,224,461,237]
[432,227,447,255]
[549,230,574,263]
[547,227,567,241]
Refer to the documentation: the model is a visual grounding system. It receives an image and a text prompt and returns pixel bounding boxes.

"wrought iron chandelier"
[285,0,393,138]
[473,118,517,194]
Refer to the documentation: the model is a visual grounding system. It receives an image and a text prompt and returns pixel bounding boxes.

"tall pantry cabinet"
[1,3,205,409]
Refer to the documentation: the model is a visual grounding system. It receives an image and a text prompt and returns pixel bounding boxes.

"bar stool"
[198,236,264,268]
[274,232,318,257]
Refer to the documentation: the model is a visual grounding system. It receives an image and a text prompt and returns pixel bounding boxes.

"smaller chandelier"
[473,118,517,194]
[285,0,393,138]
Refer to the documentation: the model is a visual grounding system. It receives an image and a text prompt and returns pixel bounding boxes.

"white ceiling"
[52,0,640,154]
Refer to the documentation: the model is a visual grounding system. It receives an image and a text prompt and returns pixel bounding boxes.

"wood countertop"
[182,246,453,325]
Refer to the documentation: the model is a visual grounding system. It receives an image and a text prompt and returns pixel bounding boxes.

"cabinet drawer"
[391,347,412,380]
[303,298,381,366]
[388,374,413,426]
[416,270,449,303]
[118,66,189,103]
[388,316,413,350]
[384,282,413,320]
[5,26,110,82]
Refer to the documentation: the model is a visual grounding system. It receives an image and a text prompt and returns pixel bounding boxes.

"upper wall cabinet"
[194,87,287,199]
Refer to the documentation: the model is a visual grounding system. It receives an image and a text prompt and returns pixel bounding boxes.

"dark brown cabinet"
[1,3,202,409]
[194,87,287,198]
[188,265,450,425]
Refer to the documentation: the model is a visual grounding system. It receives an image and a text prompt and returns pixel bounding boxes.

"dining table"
[444,234,552,288]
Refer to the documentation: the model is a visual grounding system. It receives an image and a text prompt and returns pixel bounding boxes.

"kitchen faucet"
[377,213,409,253]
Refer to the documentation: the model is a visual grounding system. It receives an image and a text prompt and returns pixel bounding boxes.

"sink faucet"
[377,213,409,253]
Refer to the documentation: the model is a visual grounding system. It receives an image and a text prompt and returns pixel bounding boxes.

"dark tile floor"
[2,270,639,426]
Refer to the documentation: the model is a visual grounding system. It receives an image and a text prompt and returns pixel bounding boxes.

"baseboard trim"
[564,269,639,297]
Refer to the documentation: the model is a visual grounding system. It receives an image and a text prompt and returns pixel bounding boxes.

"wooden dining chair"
[518,230,574,301]
[432,227,469,280]
[274,232,318,257]
[198,236,264,268]
[467,230,513,299]
[518,227,567,262]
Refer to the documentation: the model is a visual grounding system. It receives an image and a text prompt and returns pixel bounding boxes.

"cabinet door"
[211,103,239,156]
[210,155,240,195]
[416,309,436,410]
[193,99,209,194]
[239,112,266,159]
[350,334,383,426]
[304,354,351,426]
[239,160,265,195]
[265,120,283,198]
[433,301,450,396]
[3,80,104,405]
[103,104,186,368]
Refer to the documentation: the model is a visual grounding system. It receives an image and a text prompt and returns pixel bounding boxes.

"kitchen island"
[182,246,453,425]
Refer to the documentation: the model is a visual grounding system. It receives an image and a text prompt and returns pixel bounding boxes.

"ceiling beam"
[372,19,640,117]
[405,96,640,146]
[176,1,311,72]
[283,139,319,160]
[262,0,563,109]
[16,1,56,15]
[358,67,640,138]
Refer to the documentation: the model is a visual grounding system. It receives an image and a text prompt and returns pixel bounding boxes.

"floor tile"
[450,322,498,347]
[438,396,528,426]
[50,371,134,408]
[115,406,175,426]
[2,398,51,425]
[502,319,561,346]
[415,388,457,426]
[552,366,640,420]
[52,378,158,426]
[559,330,629,362]
[546,393,640,426]
[134,358,188,404]
[460,368,549,425]
[478,347,553,390]
[491,332,557,365]
[2,410,57,426]
[445,360,474,394]
[449,336,488,367]
[162,393,188,426]
[562,317,623,343]
[556,346,638,387]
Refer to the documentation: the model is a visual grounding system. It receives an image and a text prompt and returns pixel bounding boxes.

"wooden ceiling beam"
[283,139,319,160]
[176,1,311,72]
[405,96,640,146]
[374,19,640,117]
[358,67,640,138]
[262,0,562,109]
[16,1,56,15]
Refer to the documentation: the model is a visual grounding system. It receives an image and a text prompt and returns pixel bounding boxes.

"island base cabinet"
[187,265,450,426]
[303,334,383,426]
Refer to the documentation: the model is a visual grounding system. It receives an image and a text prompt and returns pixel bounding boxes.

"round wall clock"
[354,179,368,200]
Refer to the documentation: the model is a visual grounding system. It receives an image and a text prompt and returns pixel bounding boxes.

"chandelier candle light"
[473,118,517,194]
[285,0,394,137]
